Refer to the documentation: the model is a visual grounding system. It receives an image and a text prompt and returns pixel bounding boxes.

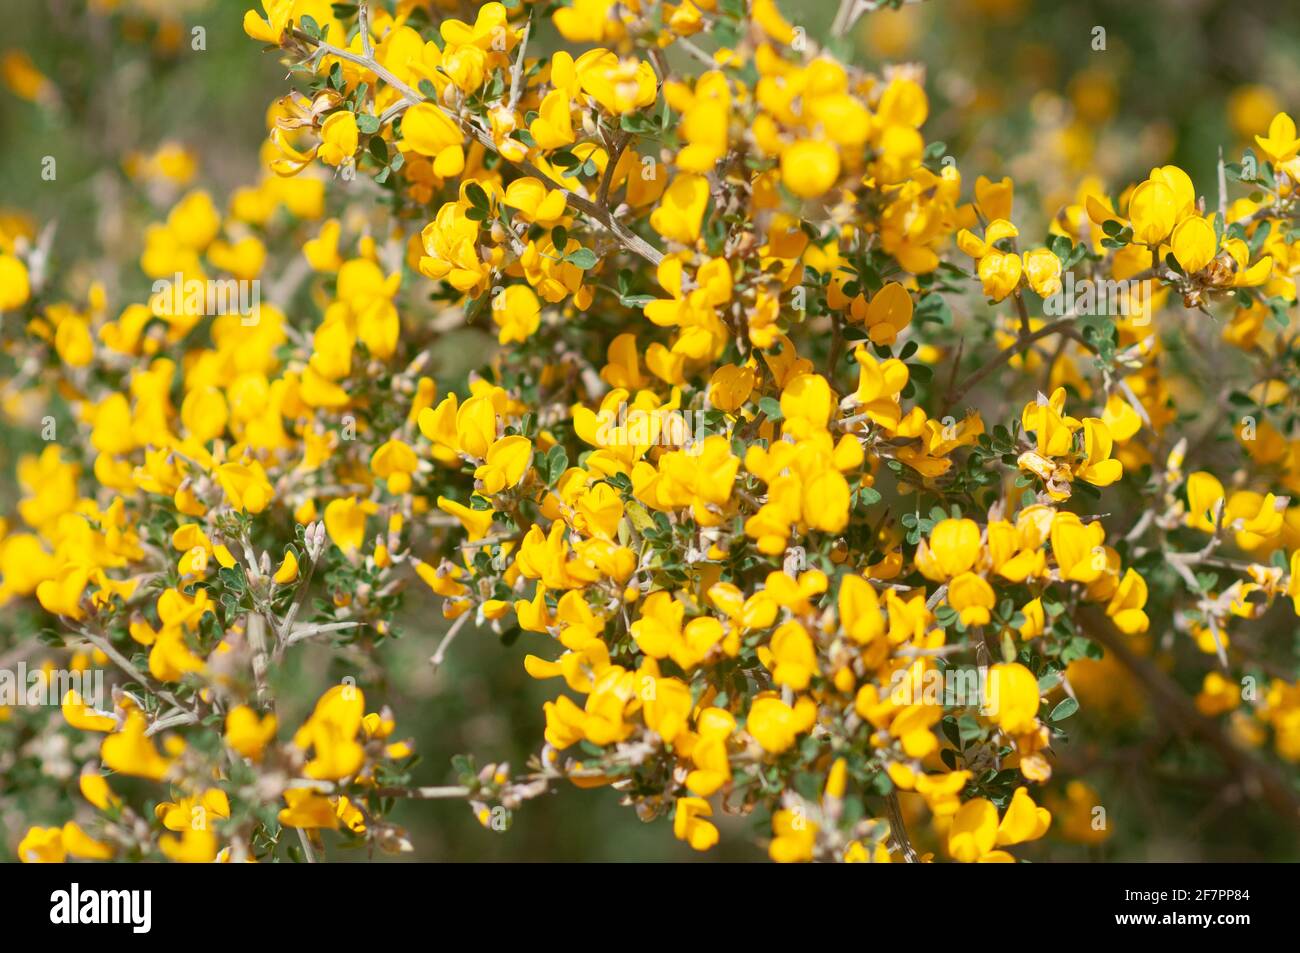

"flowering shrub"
[2,0,1299,864]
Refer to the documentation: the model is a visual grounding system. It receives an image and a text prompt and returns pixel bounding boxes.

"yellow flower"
[62,821,115,860]
[62,689,116,732]
[1171,215,1217,273]
[861,281,913,345]
[318,111,359,168]
[780,139,840,199]
[242,0,333,45]
[502,179,567,227]
[949,797,998,862]
[436,496,495,542]
[1075,418,1123,488]
[769,808,817,862]
[977,251,1023,302]
[79,773,120,811]
[101,710,174,781]
[575,49,657,115]
[747,694,817,753]
[148,626,205,682]
[293,684,366,781]
[157,789,230,831]
[766,620,819,690]
[324,496,369,555]
[371,439,419,495]
[475,435,533,494]
[1127,178,1177,245]
[530,85,575,150]
[985,662,1040,734]
[947,572,995,626]
[159,827,218,863]
[1226,490,1285,550]
[36,563,91,620]
[17,826,65,863]
[673,797,719,851]
[838,574,885,644]
[1022,247,1062,298]
[226,705,278,760]
[917,518,981,581]
[273,549,299,585]
[650,174,709,245]
[996,787,1052,847]
[217,460,275,514]
[492,284,542,345]
[401,103,465,177]
[1107,568,1150,634]
[1254,111,1300,165]
[951,787,1049,862]
[278,788,340,829]
[303,218,343,272]
[1197,671,1243,716]
[440,2,514,52]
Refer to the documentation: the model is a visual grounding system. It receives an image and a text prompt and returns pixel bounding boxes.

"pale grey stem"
[506,18,531,113]
[358,0,373,59]
[145,709,199,737]
[283,620,364,648]
[247,612,272,706]
[291,29,665,267]
[429,612,472,669]
[79,629,187,713]
[297,828,318,863]
[371,785,472,799]
[886,791,919,862]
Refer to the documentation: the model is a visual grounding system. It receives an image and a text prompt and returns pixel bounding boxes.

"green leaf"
[1049,697,1079,722]
[1050,233,1073,263]
[546,445,568,479]
[465,183,490,210]
[857,486,882,506]
[566,247,599,269]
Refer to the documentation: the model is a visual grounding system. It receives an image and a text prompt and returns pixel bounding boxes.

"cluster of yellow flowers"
[3,0,1299,863]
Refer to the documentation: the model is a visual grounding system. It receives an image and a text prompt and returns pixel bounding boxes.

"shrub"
[2,0,1298,864]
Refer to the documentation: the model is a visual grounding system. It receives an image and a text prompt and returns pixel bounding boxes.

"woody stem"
[288,29,665,267]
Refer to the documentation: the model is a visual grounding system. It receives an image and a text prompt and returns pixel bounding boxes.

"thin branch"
[1079,605,1300,832]
[357,0,373,59]
[289,29,665,267]
[598,131,629,209]
[78,628,188,713]
[429,612,473,669]
[246,612,272,707]
[886,791,919,862]
[371,785,472,799]
[944,318,1096,409]
[506,16,531,113]
[297,828,318,863]
[283,620,365,648]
